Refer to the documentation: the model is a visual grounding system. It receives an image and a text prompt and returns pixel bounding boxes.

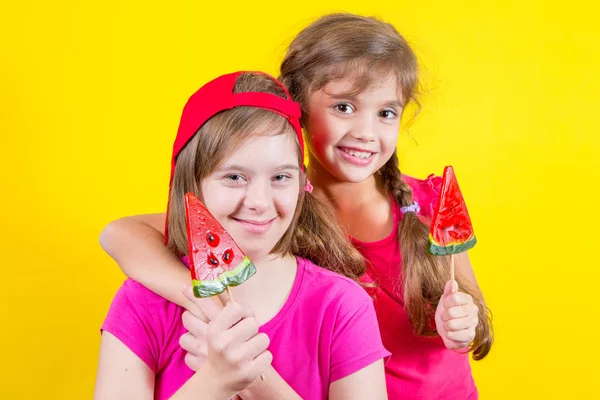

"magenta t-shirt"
[352,174,478,400]
[101,257,389,400]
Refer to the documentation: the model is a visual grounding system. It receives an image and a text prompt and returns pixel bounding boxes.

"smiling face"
[303,73,404,184]
[200,132,301,262]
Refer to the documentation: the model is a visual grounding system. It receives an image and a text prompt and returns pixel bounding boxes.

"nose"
[351,114,377,142]
[243,180,271,215]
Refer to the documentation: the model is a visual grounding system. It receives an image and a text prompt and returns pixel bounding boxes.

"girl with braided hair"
[100,13,493,400]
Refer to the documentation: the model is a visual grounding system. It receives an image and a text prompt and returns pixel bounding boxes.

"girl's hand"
[183,287,272,394]
[179,309,210,371]
[179,287,214,371]
[435,280,479,350]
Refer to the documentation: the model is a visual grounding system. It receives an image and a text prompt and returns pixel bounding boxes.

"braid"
[381,150,413,207]
[380,151,439,335]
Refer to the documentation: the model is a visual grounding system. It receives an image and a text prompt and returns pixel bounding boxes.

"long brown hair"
[280,13,492,359]
[166,72,365,281]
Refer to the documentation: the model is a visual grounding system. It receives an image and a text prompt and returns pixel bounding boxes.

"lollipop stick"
[450,255,455,292]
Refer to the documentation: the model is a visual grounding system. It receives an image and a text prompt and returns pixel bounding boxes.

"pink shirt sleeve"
[100,279,163,373]
[329,295,391,382]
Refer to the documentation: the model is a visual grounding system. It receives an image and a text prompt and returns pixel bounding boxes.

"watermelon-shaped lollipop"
[428,166,477,282]
[184,192,257,298]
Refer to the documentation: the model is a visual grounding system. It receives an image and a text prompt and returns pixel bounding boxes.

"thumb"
[443,280,458,298]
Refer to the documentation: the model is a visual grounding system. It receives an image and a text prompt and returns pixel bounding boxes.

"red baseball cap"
[169,71,304,187]
[165,71,304,241]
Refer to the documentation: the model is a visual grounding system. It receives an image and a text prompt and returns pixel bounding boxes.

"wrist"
[192,366,238,400]
[237,367,302,400]
[236,368,270,400]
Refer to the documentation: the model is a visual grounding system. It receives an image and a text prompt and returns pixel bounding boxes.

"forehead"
[321,72,402,101]
[220,132,299,169]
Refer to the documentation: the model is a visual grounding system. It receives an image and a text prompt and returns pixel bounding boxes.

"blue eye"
[225,174,245,183]
[272,174,291,183]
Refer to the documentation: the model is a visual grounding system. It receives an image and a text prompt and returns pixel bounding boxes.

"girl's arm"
[99,213,196,311]
[329,360,387,399]
[94,332,155,400]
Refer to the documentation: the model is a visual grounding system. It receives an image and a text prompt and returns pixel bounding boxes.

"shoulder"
[103,279,181,336]
[109,278,174,313]
[101,279,183,370]
[401,173,442,219]
[101,279,184,372]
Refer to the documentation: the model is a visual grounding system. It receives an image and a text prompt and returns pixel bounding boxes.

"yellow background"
[1,0,598,398]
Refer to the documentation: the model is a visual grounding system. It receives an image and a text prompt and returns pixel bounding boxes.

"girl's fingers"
[217,331,269,367]
[227,315,260,344]
[250,349,273,376]
[441,303,478,322]
[182,310,209,337]
[444,315,478,332]
[184,352,205,372]
[211,301,255,333]
[241,332,270,360]
[443,291,473,309]
[179,331,207,356]
[444,327,476,346]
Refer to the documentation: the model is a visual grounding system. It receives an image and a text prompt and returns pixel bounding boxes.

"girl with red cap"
[95,72,389,400]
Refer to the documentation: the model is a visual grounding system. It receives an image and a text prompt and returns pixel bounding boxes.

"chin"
[243,242,278,262]
[247,251,273,263]
[333,168,375,184]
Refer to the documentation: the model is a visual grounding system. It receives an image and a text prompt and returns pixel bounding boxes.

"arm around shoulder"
[99,212,195,310]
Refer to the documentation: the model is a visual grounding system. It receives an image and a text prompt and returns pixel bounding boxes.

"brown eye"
[334,103,354,114]
[378,109,398,119]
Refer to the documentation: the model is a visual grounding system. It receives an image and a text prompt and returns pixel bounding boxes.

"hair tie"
[304,179,313,193]
[400,201,420,215]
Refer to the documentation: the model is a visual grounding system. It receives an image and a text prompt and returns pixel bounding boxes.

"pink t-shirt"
[101,257,389,400]
[352,174,478,400]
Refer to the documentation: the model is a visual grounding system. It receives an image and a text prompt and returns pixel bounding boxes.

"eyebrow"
[327,94,404,108]
[217,163,300,172]
[386,100,405,108]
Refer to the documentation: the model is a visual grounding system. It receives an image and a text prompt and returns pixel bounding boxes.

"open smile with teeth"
[339,147,374,159]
